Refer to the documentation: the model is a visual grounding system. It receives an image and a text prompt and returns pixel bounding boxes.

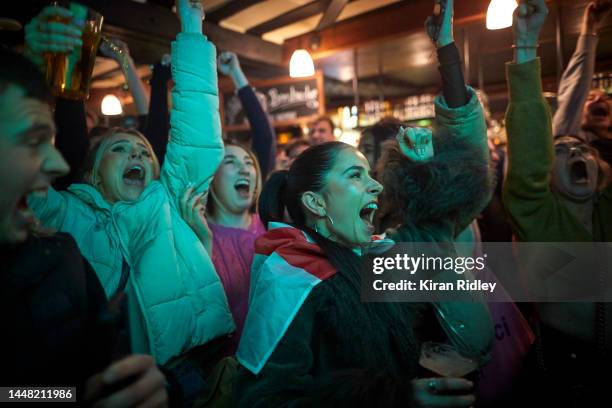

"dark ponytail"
[258,170,289,228]
[258,142,348,229]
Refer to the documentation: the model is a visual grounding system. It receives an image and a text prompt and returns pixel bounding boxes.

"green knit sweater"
[503,58,612,243]
[503,58,612,345]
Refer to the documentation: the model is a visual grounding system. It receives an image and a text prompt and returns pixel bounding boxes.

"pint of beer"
[43,2,103,100]
[419,341,478,377]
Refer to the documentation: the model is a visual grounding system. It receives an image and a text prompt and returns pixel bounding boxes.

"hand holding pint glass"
[419,341,479,378]
[409,342,478,407]
[24,2,103,100]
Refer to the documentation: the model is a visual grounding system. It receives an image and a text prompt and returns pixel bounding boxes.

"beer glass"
[43,1,103,100]
[419,341,478,378]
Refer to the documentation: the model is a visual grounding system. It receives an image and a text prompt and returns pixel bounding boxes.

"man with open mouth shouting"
[546,1,612,238]
[0,47,173,408]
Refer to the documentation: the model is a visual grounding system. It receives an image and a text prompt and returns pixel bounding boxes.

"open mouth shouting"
[568,160,589,185]
[589,101,610,118]
[123,163,146,187]
[234,178,251,200]
[14,185,49,238]
[359,201,378,234]
[16,194,36,228]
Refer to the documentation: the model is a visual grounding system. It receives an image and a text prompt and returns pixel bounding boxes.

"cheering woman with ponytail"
[235,1,494,406]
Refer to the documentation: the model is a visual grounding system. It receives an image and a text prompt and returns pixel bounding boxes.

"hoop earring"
[313,215,334,237]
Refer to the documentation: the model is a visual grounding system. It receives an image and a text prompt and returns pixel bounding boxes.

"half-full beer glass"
[43,1,103,100]
[419,341,478,378]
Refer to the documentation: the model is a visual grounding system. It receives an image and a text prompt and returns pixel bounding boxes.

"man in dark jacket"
[0,47,169,407]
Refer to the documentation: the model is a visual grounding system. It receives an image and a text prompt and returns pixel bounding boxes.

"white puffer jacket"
[29,33,235,365]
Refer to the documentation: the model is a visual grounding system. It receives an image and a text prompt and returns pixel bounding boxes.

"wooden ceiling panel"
[334,0,400,22]
[262,13,323,44]
[259,0,403,44]
[205,0,267,23]
[220,0,313,33]
[281,0,492,62]
[247,0,332,36]
[316,0,350,30]
[8,0,612,102]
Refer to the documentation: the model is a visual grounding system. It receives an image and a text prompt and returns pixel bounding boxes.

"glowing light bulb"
[289,49,315,78]
[101,94,123,116]
[486,0,518,30]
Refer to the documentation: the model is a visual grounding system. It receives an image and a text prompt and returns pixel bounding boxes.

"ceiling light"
[289,49,315,78]
[101,94,123,116]
[486,0,518,30]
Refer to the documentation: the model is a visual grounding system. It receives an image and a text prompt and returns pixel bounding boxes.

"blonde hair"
[83,127,160,188]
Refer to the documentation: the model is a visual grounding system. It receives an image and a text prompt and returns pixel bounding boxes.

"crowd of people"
[1,0,611,406]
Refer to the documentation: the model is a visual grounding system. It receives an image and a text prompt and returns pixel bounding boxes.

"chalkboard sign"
[220,71,324,131]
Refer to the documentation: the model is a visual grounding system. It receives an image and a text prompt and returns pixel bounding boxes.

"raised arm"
[21,5,86,225]
[53,98,89,189]
[378,1,490,236]
[99,38,150,116]
[24,5,89,189]
[553,1,610,137]
[142,58,172,165]
[427,0,487,157]
[218,51,276,178]
[383,130,495,366]
[428,0,490,230]
[161,0,224,206]
[426,0,469,108]
[503,0,559,241]
[504,59,553,204]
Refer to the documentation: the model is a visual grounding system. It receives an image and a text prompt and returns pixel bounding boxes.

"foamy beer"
[43,2,103,100]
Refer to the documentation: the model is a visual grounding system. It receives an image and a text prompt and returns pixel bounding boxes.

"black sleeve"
[143,62,171,166]
[237,86,276,179]
[437,42,469,108]
[53,98,89,189]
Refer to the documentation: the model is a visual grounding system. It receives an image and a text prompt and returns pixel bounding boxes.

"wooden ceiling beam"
[316,0,350,31]
[95,0,282,66]
[205,0,265,23]
[204,23,283,65]
[282,0,491,63]
[247,0,332,36]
